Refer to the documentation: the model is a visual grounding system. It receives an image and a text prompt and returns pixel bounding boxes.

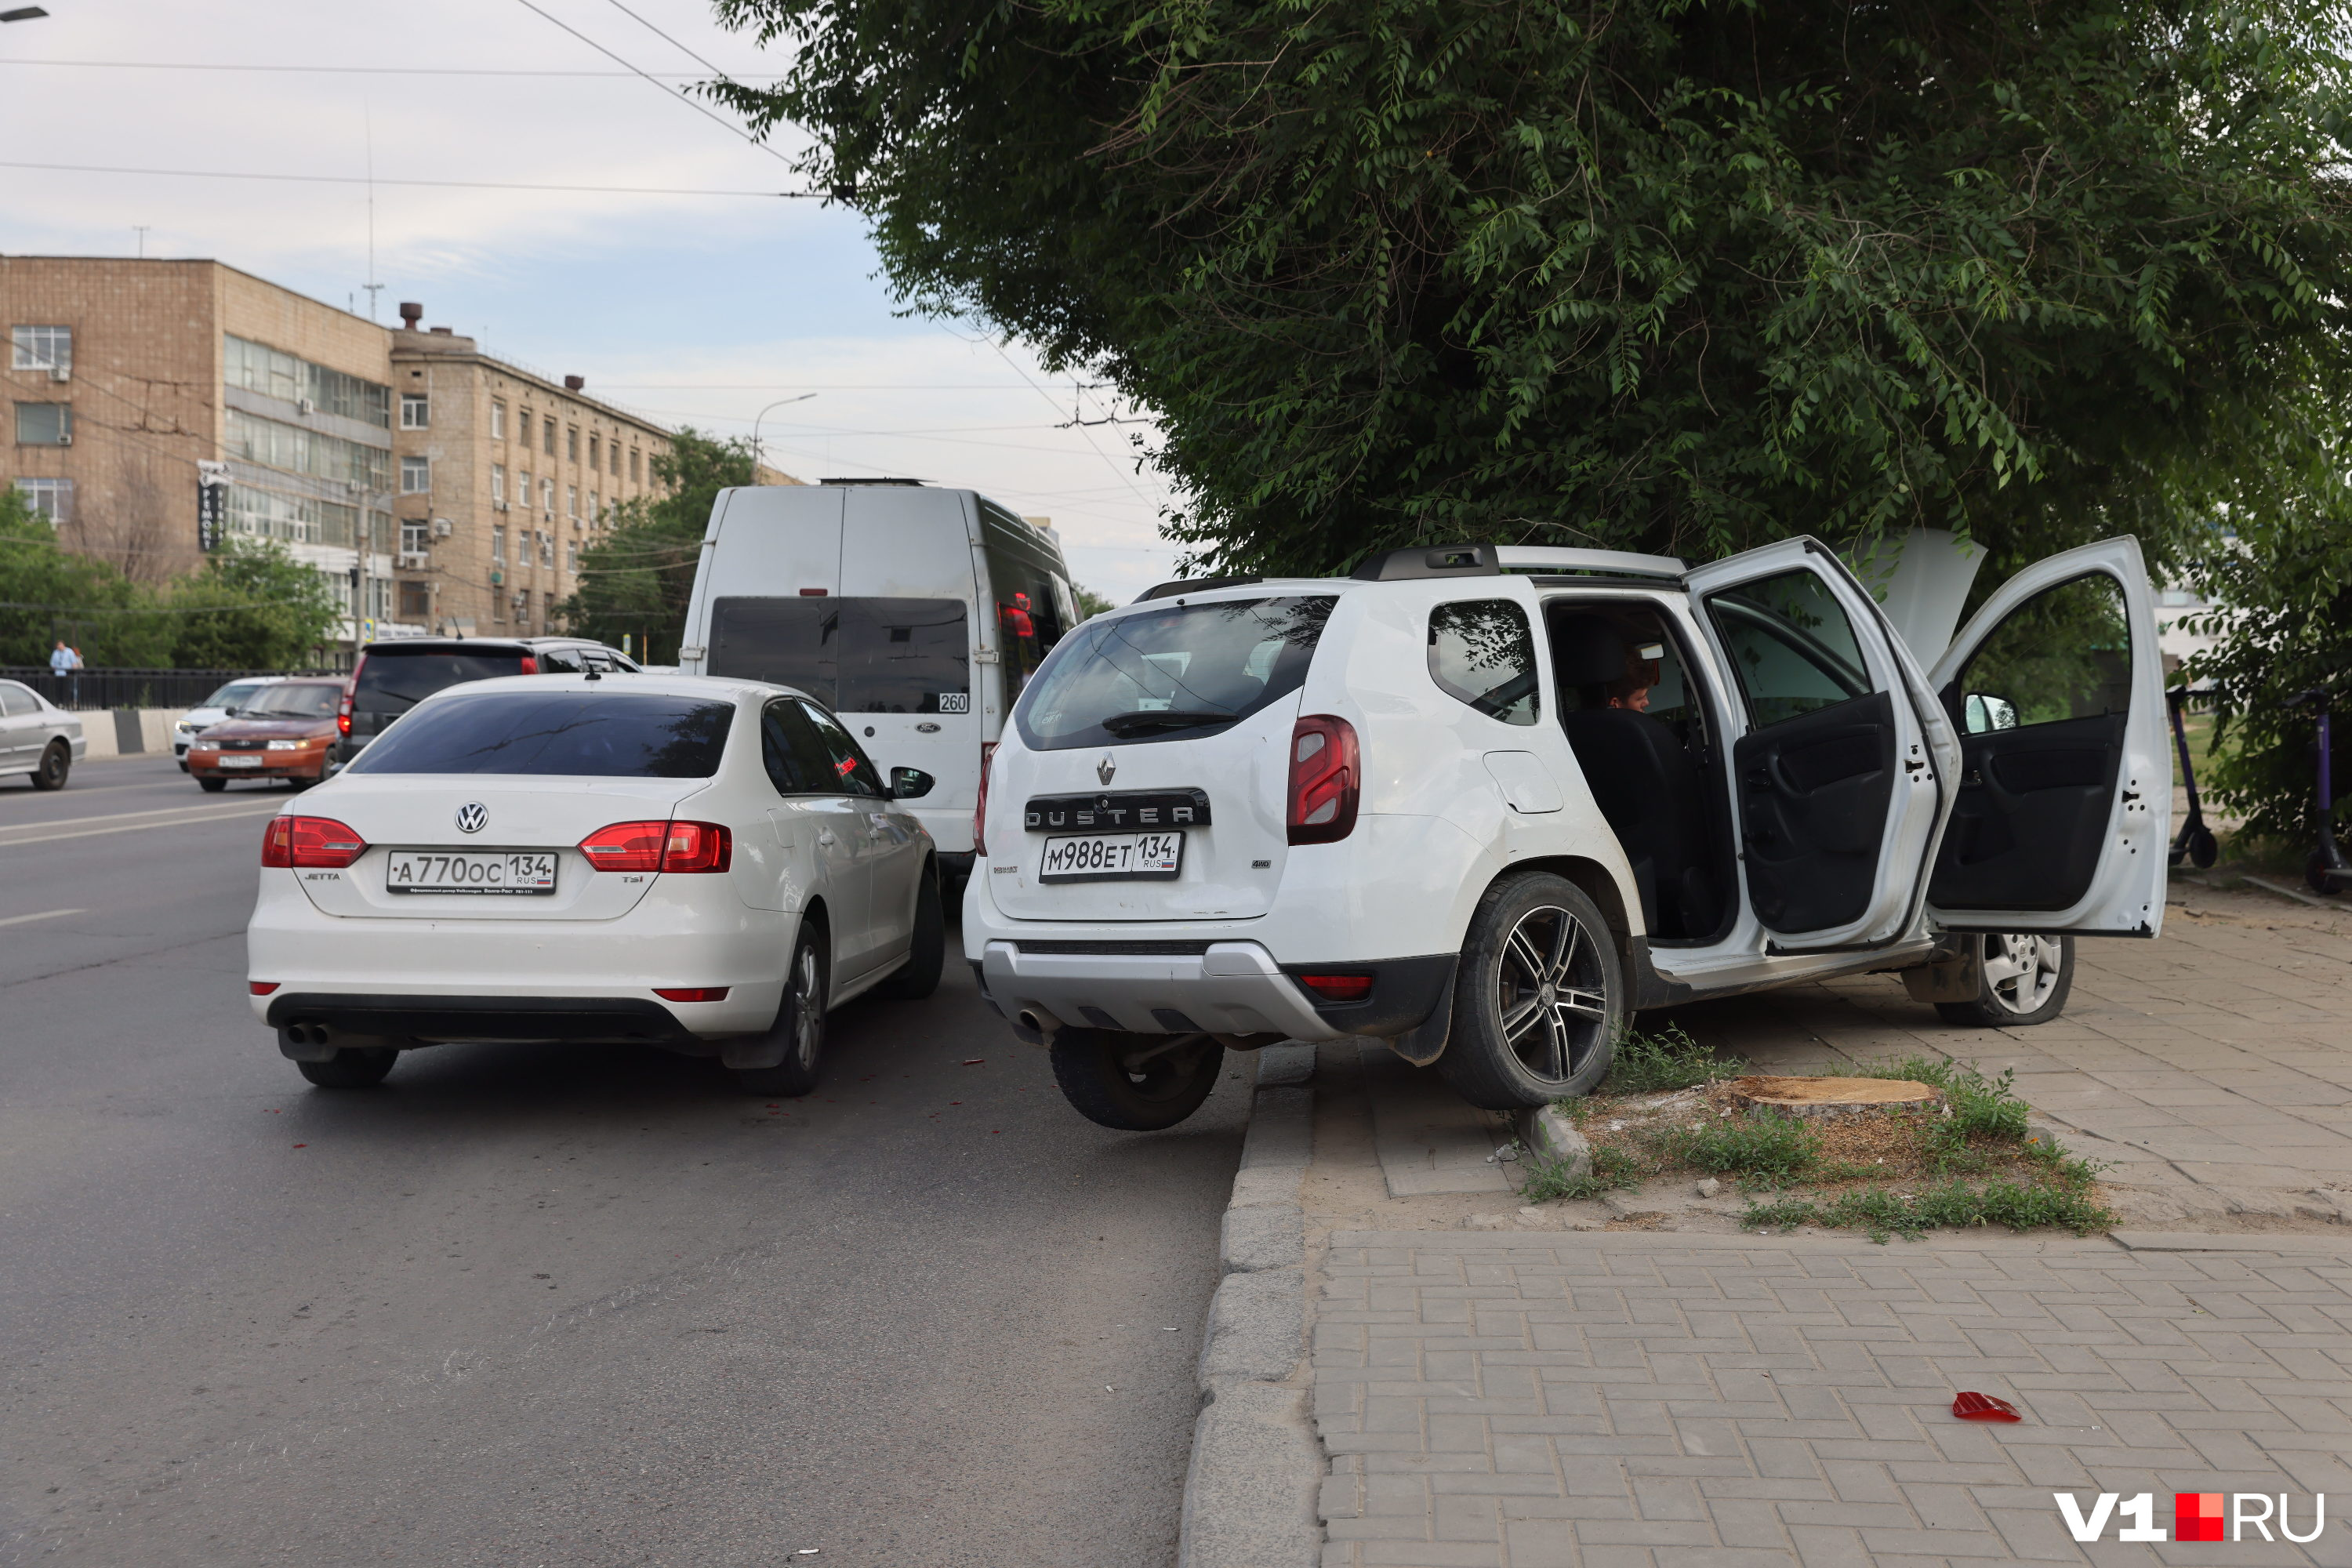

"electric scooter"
[2286,687,2351,895]
[2166,688,2218,870]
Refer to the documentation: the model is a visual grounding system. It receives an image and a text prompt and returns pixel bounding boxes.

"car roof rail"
[1350,544,1500,580]
[1496,546,1686,579]
[1134,575,1261,602]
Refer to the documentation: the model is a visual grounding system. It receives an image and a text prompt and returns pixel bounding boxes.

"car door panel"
[1925,539,2166,935]
[1733,691,1897,933]
[761,699,877,976]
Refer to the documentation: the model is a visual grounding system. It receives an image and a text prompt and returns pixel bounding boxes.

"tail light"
[974,741,997,857]
[337,659,359,736]
[1287,715,1359,845]
[579,819,732,873]
[262,815,368,869]
[1298,973,1374,1002]
[519,654,539,674]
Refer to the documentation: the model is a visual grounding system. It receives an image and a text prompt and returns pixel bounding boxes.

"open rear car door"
[1923,538,2168,938]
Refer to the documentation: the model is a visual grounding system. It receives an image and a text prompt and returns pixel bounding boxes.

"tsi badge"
[2055,1492,2324,1544]
[455,802,489,835]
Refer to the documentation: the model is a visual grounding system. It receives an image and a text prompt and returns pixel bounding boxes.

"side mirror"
[889,767,935,800]
[1962,693,2020,735]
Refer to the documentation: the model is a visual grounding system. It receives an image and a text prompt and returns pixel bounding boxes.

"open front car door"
[1924,538,2168,938]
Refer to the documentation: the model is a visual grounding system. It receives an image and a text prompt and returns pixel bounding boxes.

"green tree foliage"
[1072,583,1116,619]
[0,487,169,666]
[558,430,757,663]
[166,539,346,670]
[713,0,2352,580]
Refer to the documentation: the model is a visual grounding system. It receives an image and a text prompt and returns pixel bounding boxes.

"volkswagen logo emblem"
[1096,753,1117,786]
[455,802,489,834]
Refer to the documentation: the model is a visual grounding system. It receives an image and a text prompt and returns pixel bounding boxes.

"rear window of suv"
[354,648,532,720]
[347,692,735,778]
[1015,595,1337,750]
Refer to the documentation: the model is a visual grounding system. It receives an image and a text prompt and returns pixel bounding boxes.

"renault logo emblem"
[455,802,489,834]
[1096,754,1116,786]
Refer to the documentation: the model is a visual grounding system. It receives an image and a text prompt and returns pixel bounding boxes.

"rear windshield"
[1014,596,1337,750]
[354,649,529,717]
[708,597,970,715]
[243,683,343,718]
[347,692,736,778]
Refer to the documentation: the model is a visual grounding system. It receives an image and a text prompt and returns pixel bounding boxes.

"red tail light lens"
[249,981,280,996]
[518,654,539,674]
[1298,973,1374,1002]
[1287,715,1359,845]
[337,661,358,737]
[579,820,732,873]
[654,986,731,1003]
[262,815,368,869]
[974,741,997,858]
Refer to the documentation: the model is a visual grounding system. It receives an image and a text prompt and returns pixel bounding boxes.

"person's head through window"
[1606,644,1660,713]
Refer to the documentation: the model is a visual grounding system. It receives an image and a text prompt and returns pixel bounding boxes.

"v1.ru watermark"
[2056,1493,2326,1543]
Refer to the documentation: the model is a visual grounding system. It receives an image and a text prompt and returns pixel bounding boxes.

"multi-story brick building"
[3,258,796,657]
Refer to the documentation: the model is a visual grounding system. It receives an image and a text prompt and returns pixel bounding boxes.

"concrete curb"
[1514,1101,1592,1178]
[1177,1051,1321,1568]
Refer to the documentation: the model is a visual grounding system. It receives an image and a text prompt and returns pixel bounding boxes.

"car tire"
[1049,1028,1226,1131]
[733,925,829,1097]
[1437,872,1624,1110]
[296,1047,399,1089]
[198,776,228,793]
[873,864,945,1001]
[1935,934,2074,1026]
[31,741,69,791]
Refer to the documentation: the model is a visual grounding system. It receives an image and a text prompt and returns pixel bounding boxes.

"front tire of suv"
[1934,933,2073,1027]
[1438,872,1624,1110]
[1049,1029,1226,1131]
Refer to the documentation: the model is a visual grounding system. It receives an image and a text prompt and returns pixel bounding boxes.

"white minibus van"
[677,481,1078,890]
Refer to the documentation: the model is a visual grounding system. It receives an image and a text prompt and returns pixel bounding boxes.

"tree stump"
[1727,1075,1944,1120]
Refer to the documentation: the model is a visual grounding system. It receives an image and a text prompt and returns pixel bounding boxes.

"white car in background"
[1,679,85,790]
[174,676,285,768]
[245,673,944,1092]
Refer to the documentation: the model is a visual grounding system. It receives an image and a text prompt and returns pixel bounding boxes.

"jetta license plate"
[386,850,559,896]
[1038,830,1184,884]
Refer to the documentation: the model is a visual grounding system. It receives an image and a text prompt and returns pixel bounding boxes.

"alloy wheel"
[1981,934,2063,1015]
[790,943,825,1068]
[1494,904,1609,1082]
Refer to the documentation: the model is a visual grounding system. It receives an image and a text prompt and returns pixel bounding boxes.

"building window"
[588,434,599,469]
[491,464,506,504]
[566,540,579,573]
[224,335,388,426]
[539,530,554,568]
[516,589,531,624]
[225,408,390,488]
[543,419,556,457]
[399,580,432,619]
[14,402,72,445]
[566,485,578,518]
[400,520,430,556]
[400,393,429,430]
[491,400,506,440]
[517,411,531,448]
[10,325,72,376]
[564,426,577,462]
[629,448,641,483]
[492,524,506,565]
[12,477,71,523]
[400,455,430,493]
[588,490,599,520]
[540,477,554,513]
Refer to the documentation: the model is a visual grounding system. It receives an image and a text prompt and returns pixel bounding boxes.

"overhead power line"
[0,60,782,78]
[597,0,734,78]
[508,0,790,167]
[0,159,821,198]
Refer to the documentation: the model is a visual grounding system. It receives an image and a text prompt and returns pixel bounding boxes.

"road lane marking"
[0,907,87,927]
[0,800,289,833]
[0,805,281,848]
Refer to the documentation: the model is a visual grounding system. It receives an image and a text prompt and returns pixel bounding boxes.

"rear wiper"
[1101,710,1238,736]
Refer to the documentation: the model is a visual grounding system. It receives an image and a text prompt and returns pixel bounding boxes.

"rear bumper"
[978,939,1346,1041]
[267,993,698,1045]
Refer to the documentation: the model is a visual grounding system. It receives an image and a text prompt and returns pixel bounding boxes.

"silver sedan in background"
[0,678,85,790]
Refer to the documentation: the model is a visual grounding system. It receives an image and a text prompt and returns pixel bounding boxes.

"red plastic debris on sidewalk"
[1951,1392,2021,1422]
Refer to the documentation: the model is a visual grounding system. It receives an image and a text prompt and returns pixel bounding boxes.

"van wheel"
[297,1048,398,1089]
[1438,873,1624,1110]
[874,864,944,1000]
[734,926,829,1096]
[1050,1029,1225,1131]
[1935,934,2072,1027]
[31,741,69,790]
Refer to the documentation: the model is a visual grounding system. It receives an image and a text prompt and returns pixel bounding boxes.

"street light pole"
[750,394,818,478]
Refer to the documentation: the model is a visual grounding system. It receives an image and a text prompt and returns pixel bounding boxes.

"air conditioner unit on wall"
[56,434,71,447]
[296,397,315,416]
[49,366,69,384]
[430,518,452,537]
[397,551,428,569]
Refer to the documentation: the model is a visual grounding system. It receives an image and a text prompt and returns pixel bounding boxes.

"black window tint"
[1428,601,1539,724]
[354,651,529,717]
[1014,595,1336,751]
[760,699,839,793]
[1953,573,2132,734]
[708,597,971,715]
[348,692,736,778]
[1703,569,1874,729]
[797,701,884,796]
[537,646,584,673]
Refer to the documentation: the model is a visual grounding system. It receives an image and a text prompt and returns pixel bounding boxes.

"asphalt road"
[0,753,1248,1567]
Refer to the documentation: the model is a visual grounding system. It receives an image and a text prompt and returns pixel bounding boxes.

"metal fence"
[0,667,339,712]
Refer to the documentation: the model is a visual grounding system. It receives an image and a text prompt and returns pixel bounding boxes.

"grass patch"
[1519,1143,1642,1203]
[1599,1025,1744,1094]
[1650,1116,1820,1183]
[1744,1178,2114,1243]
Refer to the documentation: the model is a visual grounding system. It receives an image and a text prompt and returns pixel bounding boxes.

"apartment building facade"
[5,258,792,655]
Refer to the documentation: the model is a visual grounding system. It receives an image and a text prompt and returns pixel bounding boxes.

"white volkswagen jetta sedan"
[247,673,943,1092]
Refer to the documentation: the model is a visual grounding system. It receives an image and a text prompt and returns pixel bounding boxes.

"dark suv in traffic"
[332,637,642,767]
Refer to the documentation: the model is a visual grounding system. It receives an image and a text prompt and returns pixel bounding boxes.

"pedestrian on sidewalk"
[49,638,82,706]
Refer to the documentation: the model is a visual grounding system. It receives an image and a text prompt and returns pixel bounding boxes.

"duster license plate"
[1037,830,1184,883]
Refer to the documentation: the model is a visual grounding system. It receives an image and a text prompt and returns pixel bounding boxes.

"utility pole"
[132,226,151,259]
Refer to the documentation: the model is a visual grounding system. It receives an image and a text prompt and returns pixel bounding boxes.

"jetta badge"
[455,802,489,834]
[1096,753,1116,786]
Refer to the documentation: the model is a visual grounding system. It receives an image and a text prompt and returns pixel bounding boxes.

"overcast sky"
[0,0,1184,601]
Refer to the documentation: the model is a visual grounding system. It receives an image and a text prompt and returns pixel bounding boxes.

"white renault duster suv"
[965,536,2166,1131]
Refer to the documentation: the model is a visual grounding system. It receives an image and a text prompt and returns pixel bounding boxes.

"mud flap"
[1385,964,1457,1067]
